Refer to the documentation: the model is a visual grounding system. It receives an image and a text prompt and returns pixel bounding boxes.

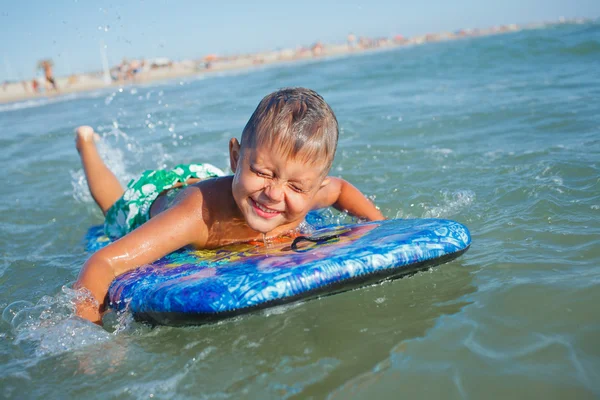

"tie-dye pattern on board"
[84,215,471,326]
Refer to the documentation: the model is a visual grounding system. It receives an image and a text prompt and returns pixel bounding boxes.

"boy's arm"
[74,188,208,324]
[312,177,385,221]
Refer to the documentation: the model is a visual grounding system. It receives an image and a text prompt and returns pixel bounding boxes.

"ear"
[319,176,331,188]
[229,138,241,172]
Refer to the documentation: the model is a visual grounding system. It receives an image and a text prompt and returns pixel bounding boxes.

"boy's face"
[229,139,329,234]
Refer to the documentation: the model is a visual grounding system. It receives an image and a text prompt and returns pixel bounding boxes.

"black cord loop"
[291,234,340,252]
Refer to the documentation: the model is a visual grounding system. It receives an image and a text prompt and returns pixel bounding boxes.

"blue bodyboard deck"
[84,218,471,326]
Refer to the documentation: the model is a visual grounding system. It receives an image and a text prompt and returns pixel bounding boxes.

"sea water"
[0,21,599,399]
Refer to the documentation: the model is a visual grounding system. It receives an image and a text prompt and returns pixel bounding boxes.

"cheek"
[231,173,248,204]
[234,172,262,197]
[285,192,311,214]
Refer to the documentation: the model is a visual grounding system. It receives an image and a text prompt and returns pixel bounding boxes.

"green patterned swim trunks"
[104,163,225,239]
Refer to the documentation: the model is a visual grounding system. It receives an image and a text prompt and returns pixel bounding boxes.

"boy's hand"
[74,292,104,325]
[73,253,115,325]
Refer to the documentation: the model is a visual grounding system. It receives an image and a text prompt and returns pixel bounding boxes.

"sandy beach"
[0,18,585,105]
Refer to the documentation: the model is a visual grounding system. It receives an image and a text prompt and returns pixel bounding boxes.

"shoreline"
[0,18,589,105]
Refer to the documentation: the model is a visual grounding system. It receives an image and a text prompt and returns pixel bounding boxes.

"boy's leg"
[75,126,125,215]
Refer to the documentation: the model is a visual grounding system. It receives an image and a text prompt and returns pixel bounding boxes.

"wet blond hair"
[240,87,339,174]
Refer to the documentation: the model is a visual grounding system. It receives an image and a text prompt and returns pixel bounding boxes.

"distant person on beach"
[127,59,144,80]
[39,60,58,92]
[31,78,40,93]
[72,87,384,324]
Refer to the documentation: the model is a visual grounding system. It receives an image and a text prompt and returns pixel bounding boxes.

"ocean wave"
[560,40,600,56]
[454,20,600,65]
[0,89,111,113]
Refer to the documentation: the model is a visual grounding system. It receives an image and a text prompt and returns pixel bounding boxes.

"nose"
[264,181,284,202]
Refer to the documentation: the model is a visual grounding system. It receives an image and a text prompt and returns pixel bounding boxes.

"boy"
[74,87,384,324]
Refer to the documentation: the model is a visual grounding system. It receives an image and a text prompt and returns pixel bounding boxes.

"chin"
[245,215,281,234]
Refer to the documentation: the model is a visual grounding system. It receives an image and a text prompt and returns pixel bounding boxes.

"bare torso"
[149,176,303,249]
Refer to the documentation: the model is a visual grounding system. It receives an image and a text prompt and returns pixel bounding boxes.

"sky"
[1,0,599,82]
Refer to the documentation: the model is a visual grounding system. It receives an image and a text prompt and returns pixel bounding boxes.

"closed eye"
[251,166,272,178]
[289,183,307,193]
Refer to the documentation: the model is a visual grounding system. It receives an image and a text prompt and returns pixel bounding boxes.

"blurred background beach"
[0,1,595,104]
[1,1,600,399]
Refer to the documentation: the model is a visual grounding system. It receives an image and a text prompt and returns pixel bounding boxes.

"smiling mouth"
[250,198,281,219]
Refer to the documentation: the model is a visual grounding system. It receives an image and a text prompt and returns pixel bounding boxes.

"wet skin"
[75,139,383,323]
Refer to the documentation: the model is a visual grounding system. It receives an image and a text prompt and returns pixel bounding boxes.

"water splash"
[1,286,140,358]
[304,208,359,229]
[422,190,475,218]
[2,287,112,357]
[70,126,172,204]
[296,220,315,235]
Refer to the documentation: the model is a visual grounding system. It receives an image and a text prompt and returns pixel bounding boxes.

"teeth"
[254,199,278,214]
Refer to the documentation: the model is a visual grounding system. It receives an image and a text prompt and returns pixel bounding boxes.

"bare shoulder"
[192,176,234,209]
[173,182,206,214]
[171,176,230,208]
[174,176,236,238]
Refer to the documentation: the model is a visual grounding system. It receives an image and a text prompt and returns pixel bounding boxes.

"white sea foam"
[262,302,304,317]
[3,287,113,357]
[422,190,475,218]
